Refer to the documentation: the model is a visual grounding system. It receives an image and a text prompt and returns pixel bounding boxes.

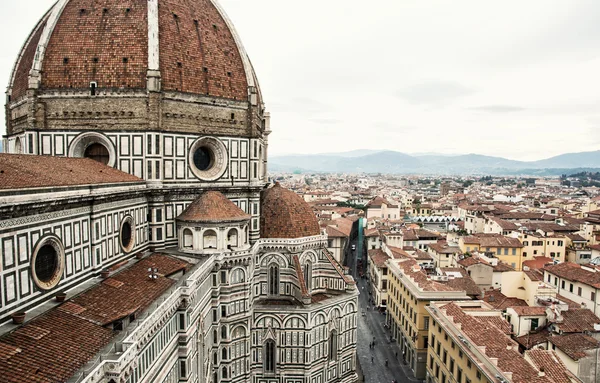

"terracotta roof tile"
[556,308,600,333]
[525,349,576,383]
[0,154,142,190]
[0,254,189,383]
[544,262,600,289]
[549,333,600,360]
[177,191,250,223]
[261,183,321,239]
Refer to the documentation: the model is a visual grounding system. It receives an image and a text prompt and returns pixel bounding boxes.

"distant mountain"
[269,150,600,175]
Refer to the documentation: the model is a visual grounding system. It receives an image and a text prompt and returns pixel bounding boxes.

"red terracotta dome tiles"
[260,183,321,239]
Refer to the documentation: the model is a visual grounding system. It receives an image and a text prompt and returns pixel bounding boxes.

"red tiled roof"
[544,262,600,289]
[556,308,600,333]
[481,288,527,310]
[369,249,390,268]
[0,154,142,190]
[515,329,552,349]
[462,233,523,248]
[261,183,321,239]
[549,333,600,360]
[13,0,249,101]
[525,349,576,383]
[0,253,189,383]
[509,306,547,316]
[177,191,250,223]
[441,303,554,383]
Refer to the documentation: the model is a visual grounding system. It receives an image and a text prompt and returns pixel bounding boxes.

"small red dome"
[260,184,321,239]
[178,191,250,223]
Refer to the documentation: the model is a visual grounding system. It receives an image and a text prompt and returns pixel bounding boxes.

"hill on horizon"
[269,149,600,176]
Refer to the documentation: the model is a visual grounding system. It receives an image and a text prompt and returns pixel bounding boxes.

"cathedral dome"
[260,183,321,239]
[177,191,250,223]
[8,0,258,102]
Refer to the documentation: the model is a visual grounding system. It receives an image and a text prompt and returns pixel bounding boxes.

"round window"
[31,236,65,290]
[193,146,214,171]
[188,137,228,181]
[84,143,110,165]
[120,216,135,253]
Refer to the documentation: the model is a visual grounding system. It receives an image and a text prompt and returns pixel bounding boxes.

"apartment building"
[543,262,600,316]
[387,258,469,379]
[459,234,524,270]
[425,301,578,383]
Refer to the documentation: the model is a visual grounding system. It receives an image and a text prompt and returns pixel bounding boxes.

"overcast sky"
[1,1,600,160]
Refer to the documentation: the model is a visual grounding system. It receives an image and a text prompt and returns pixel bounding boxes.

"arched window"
[84,143,110,165]
[14,138,22,154]
[221,325,228,340]
[183,228,193,249]
[213,352,218,365]
[304,261,312,292]
[329,330,338,361]
[264,340,275,373]
[222,347,228,360]
[222,366,228,379]
[203,230,217,249]
[213,330,218,344]
[227,228,238,249]
[268,264,279,296]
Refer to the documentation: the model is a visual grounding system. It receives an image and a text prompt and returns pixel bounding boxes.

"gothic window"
[268,264,280,296]
[222,347,227,360]
[329,330,338,361]
[221,326,228,339]
[264,340,275,373]
[222,366,228,379]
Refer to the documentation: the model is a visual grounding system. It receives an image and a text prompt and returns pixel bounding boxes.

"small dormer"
[176,191,251,254]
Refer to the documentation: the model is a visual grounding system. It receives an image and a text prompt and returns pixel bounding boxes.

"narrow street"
[347,237,420,383]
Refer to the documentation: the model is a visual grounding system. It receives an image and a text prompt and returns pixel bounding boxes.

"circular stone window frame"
[31,235,65,291]
[68,132,116,167]
[188,137,229,181]
[119,215,136,254]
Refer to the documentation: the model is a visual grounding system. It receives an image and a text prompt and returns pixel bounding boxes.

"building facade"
[0,1,359,383]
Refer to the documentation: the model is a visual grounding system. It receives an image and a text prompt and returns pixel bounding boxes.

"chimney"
[538,368,545,377]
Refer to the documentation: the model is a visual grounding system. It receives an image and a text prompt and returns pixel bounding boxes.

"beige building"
[387,258,469,379]
[543,262,600,316]
[428,242,462,268]
[365,196,401,220]
[459,234,525,270]
[425,301,578,383]
[517,232,567,263]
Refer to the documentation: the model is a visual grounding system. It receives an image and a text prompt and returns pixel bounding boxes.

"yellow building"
[517,232,567,263]
[425,301,578,383]
[459,234,525,271]
[387,258,469,379]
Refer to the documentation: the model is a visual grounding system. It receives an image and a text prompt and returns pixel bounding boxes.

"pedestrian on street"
[371,356,374,364]
[395,351,398,358]
[385,359,388,367]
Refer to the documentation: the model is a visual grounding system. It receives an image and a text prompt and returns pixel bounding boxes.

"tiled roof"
[544,262,600,289]
[0,154,142,190]
[458,256,490,268]
[549,333,600,360]
[556,308,600,333]
[261,183,321,239]
[522,257,554,270]
[525,349,576,383]
[509,306,547,316]
[177,191,250,223]
[439,269,481,296]
[462,233,523,248]
[515,328,552,349]
[395,259,460,293]
[428,242,461,254]
[368,249,390,268]
[0,253,188,383]
[13,0,249,100]
[441,303,556,383]
[481,288,527,310]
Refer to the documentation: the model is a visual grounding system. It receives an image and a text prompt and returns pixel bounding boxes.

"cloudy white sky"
[1,1,599,160]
